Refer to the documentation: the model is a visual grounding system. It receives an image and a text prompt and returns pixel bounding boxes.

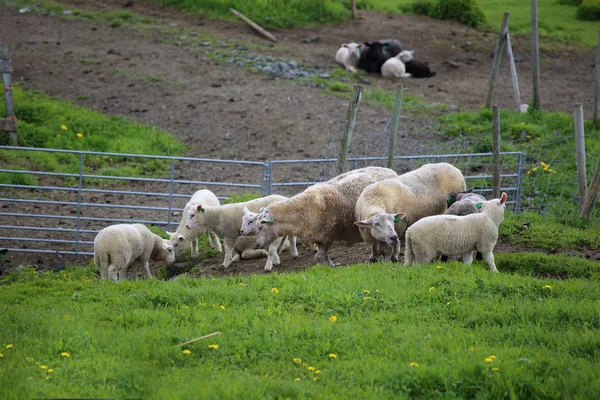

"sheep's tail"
[403,234,414,266]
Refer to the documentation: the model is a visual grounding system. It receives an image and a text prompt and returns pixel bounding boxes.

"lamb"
[354,163,466,262]
[256,166,398,267]
[184,194,291,269]
[381,55,412,79]
[167,189,222,257]
[94,223,175,281]
[398,50,436,78]
[403,192,508,272]
[335,42,361,73]
[357,41,390,74]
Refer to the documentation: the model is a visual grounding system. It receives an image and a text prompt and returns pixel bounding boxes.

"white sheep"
[335,43,361,73]
[167,189,222,257]
[93,223,175,281]
[355,163,466,262]
[381,55,412,79]
[185,194,290,269]
[256,166,398,267]
[403,192,508,272]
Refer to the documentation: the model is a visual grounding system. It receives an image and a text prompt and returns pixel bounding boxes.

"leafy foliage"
[406,0,488,28]
[577,0,600,20]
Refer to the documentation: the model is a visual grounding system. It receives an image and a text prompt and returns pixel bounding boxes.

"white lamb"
[335,43,361,73]
[381,55,412,79]
[256,166,398,267]
[355,163,466,262]
[167,189,222,257]
[403,192,508,272]
[185,194,293,270]
[94,223,175,281]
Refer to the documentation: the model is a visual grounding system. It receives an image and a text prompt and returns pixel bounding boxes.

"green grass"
[1,253,599,399]
[0,86,185,185]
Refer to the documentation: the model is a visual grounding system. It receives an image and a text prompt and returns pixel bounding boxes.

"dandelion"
[45,376,50,380]
[362,296,370,301]
[60,352,70,357]
[302,362,307,366]
[60,125,67,130]
[208,344,219,350]
[363,290,370,294]
[271,287,279,295]
[183,349,192,355]
[307,366,316,371]
[293,358,302,364]
[313,377,319,381]
[491,367,500,372]
[541,162,548,167]
[543,285,552,289]
[315,370,321,374]
[47,369,53,373]
[328,353,337,359]
[239,282,247,286]
[181,305,189,309]
[6,344,13,349]
[436,265,442,269]
[429,286,435,292]
[294,378,301,382]
[409,362,419,367]
[526,171,531,175]
[76,133,83,138]
[329,315,337,323]
[220,305,225,310]
[532,167,537,172]
[484,355,496,363]
[446,302,451,305]
[40,365,48,370]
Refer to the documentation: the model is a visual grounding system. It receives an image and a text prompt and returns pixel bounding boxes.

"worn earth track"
[0,1,597,275]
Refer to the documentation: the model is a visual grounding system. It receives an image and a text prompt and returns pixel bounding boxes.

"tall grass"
[1,253,599,399]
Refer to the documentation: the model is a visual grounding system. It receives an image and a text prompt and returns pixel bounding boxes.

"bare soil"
[1,2,598,277]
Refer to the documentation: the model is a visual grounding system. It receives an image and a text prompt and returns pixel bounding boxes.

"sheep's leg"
[209,231,223,253]
[240,248,268,260]
[391,242,402,263]
[264,237,284,272]
[289,236,299,258]
[95,253,107,279]
[107,265,119,281]
[345,65,357,73]
[401,73,412,78]
[191,237,199,257]
[231,249,241,263]
[481,251,498,273]
[222,238,237,268]
[142,260,153,279]
[369,243,380,263]
[107,253,127,281]
[315,242,334,267]
[462,251,474,265]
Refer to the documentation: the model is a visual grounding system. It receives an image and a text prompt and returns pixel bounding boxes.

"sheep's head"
[256,208,277,248]
[240,206,259,236]
[185,204,207,230]
[398,50,415,63]
[480,192,508,225]
[345,42,361,59]
[160,240,176,264]
[355,212,406,246]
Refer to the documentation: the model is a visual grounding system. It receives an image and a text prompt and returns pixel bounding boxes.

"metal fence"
[0,146,524,256]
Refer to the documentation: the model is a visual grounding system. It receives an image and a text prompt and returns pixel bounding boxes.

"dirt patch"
[0,2,598,275]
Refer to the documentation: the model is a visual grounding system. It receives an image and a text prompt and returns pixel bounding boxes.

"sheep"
[357,41,390,74]
[403,192,508,272]
[381,55,412,79]
[379,39,404,57]
[184,194,290,269]
[445,190,487,216]
[256,166,398,267]
[335,42,361,73]
[354,163,466,263]
[94,223,175,281]
[398,50,436,78]
[167,189,222,257]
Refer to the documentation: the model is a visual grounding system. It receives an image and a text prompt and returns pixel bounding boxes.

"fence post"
[350,0,357,19]
[595,31,600,124]
[74,153,84,254]
[267,160,273,195]
[515,152,525,213]
[505,31,522,112]
[484,12,509,109]
[491,106,501,199]
[336,85,363,175]
[387,84,404,169]
[574,103,587,213]
[531,0,541,110]
[167,159,175,231]
[0,43,18,146]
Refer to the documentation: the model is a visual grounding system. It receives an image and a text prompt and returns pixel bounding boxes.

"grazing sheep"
[358,41,390,74]
[94,223,175,281]
[445,190,487,216]
[335,42,361,73]
[355,163,466,262]
[379,39,404,57]
[404,193,508,272]
[398,50,436,78]
[167,189,222,257]
[256,166,398,267]
[185,195,288,269]
[381,55,412,79]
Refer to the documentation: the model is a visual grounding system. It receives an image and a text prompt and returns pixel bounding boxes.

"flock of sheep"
[335,39,436,79]
[93,163,508,281]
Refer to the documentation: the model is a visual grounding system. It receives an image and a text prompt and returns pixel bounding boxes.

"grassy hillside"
[1,253,599,399]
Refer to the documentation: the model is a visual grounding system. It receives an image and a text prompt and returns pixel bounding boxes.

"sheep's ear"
[475,202,483,209]
[196,204,205,213]
[243,206,250,215]
[162,242,171,251]
[354,220,372,227]
[342,43,348,47]
[178,235,185,242]
[393,212,406,223]
[500,192,508,204]
[166,231,175,238]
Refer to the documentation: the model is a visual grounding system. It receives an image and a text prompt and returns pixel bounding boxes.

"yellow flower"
[526,171,531,175]
[208,344,219,350]
[489,355,497,359]
[0,353,3,358]
[183,349,192,355]
[532,167,537,171]
[436,265,442,269]
[484,355,496,363]
[6,344,13,349]
[491,367,500,372]
[469,347,475,352]
[181,305,189,309]
[315,370,321,374]
[294,378,301,382]
[313,377,319,381]
[302,362,307,366]
[429,286,435,292]
[329,315,337,323]
[363,290,370,294]
[239,282,247,286]
[76,133,83,138]
[362,296,370,301]
[307,366,316,371]
[60,125,67,130]
[220,305,225,310]
[328,353,337,359]
[409,362,419,367]
[45,376,50,380]
[521,122,525,125]
[293,358,302,364]
[446,302,451,305]
[543,285,552,289]
[47,369,53,373]
[40,365,48,370]
[60,352,70,357]
[271,287,279,294]
[540,161,548,167]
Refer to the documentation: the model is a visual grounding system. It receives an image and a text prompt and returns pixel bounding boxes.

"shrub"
[556,0,582,5]
[408,0,487,28]
[577,0,600,20]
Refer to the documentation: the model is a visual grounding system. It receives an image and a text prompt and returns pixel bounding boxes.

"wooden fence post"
[350,0,357,19]
[594,31,600,124]
[581,156,600,219]
[574,103,587,213]
[0,43,18,146]
[492,105,501,199]
[531,0,541,110]
[336,85,363,175]
[485,12,510,109]
[387,84,404,169]
[505,31,522,112]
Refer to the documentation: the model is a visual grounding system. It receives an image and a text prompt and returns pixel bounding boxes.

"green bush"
[408,0,487,28]
[556,0,582,5]
[577,2,600,20]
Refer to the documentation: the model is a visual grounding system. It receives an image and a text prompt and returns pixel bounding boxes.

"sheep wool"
[94,223,175,281]
[403,192,508,272]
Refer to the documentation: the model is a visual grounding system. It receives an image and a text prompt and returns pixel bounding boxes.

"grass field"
[1,252,599,399]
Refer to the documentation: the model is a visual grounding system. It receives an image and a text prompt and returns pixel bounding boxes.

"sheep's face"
[185,204,207,231]
[256,209,277,248]
[160,240,176,264]
[355,212,405,246]
[346,42,361,59]
[398,50,414,63]
[167,232,189,255]
[240,206,259,236]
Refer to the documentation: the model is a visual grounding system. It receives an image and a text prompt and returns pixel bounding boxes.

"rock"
[449,61,460,68]
[358,76,371,84]
[200,42,211,47]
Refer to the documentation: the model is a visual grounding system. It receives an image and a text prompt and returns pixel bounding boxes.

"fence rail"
[0,146,524,256]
